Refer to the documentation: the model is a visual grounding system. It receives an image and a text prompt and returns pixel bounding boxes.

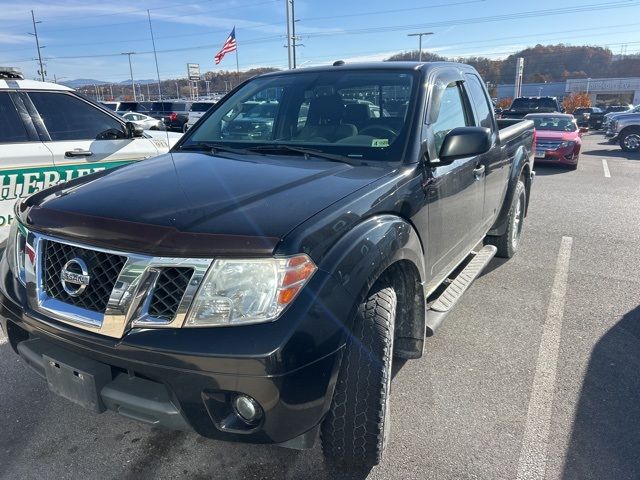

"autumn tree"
[497,98,512,109]
[562,92,591,113]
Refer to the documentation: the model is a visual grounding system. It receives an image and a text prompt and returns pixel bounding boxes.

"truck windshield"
[511,98,558,111]
[183,70,417,161]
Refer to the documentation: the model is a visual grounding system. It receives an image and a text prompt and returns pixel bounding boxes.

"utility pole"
[290,0,297,68]
[175,81,180,99]
[205,80,210,97]
[146,83,151,100]
[285,0,293,69]
[109,84,114,99]
[121,52,136,101]
[514,57,524,98]
[30,10,46,81]
[93,84,100,102]
[407,32,434,62]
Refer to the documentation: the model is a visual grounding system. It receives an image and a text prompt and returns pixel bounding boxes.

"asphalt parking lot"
[1,132,638,480]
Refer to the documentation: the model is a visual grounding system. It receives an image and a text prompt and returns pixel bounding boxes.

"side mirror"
[126,121,144,138]
[437,127,492,164]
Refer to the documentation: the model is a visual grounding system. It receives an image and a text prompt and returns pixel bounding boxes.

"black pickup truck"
[499,96,563,119]
[0,62,534,469]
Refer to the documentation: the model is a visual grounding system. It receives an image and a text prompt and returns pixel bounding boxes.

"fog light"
[233,395,263,424]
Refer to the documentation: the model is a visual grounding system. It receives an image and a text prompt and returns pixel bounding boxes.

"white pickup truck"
[0,68,181,244]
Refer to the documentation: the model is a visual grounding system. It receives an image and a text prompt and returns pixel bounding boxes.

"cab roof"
[260,61,475,76]
[0,78,73,91]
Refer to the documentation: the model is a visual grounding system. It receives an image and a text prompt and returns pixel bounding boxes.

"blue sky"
[1,0,639,82]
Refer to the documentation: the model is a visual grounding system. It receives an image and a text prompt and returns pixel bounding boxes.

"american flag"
[214,27,237,65]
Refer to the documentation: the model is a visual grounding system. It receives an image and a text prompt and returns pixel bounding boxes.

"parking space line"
[516,236,573,480]
[602,159,611,178]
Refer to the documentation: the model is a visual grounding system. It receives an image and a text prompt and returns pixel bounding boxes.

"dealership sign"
[187,63,200,81]
[566,77,640,93]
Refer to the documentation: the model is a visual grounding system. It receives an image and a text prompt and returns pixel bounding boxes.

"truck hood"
[21,152,393,257]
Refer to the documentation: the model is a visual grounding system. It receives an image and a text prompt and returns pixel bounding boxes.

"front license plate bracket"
[43,351,112,413]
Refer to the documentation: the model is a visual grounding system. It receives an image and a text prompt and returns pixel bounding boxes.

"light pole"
[109,84,114,99]
[121,52,136,101]
[205,80,210,98]
[407,32,434,62]
[175,82,180,99]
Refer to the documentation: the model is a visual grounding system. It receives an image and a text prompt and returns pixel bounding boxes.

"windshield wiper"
[177,142,252,156]
[246,144,361,166]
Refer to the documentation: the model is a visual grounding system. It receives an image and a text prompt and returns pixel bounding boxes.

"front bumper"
[534,147,580,165]
[0,259,352,446]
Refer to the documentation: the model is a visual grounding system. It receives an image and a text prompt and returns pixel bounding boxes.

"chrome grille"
[42,240,126,312]
[536,139,562,150]
[148,267,194,321]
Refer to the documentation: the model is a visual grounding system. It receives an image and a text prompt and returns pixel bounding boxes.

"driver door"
[27,92,156,177]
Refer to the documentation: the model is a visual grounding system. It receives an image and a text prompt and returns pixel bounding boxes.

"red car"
[525,113,582,170]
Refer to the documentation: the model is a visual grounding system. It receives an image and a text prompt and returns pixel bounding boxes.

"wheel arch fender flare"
[317,214,427,358]
[317,214,425,302]
[488,145,531,237]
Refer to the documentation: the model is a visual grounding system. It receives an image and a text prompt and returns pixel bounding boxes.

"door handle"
[473,165,485,177]
[65,149,93,158]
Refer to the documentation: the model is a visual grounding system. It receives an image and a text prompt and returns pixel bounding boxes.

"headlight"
[6,220,28,285]
[184,254,317,327]
[557,141,576,149]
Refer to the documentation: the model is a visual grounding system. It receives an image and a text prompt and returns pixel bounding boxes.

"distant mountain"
[60,79,109,88]
[61,78,157,88]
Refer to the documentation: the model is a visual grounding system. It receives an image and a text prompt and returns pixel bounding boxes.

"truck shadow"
[582,148,639,159]
[561,305,640,480]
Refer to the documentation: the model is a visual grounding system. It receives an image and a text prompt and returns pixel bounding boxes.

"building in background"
[497,77,640,107]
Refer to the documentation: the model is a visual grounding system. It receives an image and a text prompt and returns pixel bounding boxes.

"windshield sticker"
[372,139,389,148]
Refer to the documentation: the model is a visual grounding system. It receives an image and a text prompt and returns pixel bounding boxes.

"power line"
[299,1,640,38]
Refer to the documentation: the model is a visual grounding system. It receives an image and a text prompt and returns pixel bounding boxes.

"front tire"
[321,281,396,469]
[619,128,640,152]
[485,179,526,258]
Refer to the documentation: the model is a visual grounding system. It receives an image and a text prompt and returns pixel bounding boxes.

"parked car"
[0,67,182,244]
[120,111,164,130]
[573,107,602,129]
[499,96,562,119]
[591,105,631,129]
[115,101,152,115]
[100,101,120,111]
[147,101,191,132]
[184,101,216,132]
[607,112,640,152]
[525,113,582,169]
[1,61,535,469]
[221,100,279,140]
[602,104,640,131]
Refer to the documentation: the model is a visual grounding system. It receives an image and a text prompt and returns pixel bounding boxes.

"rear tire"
[485,179,526,258]
[321,281,396,469]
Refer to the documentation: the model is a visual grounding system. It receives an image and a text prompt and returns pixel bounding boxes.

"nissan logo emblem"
[60,258,90,297]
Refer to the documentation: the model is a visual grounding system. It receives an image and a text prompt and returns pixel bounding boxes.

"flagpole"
[235,38,240,86]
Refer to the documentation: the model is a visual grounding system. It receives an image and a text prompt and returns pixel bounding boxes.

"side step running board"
[426,244,497,333]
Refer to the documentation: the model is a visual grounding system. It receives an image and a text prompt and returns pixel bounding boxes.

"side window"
[432,82,470,154]
[0,93,30,143]
[464,74,493,128]
[28,92,125,141]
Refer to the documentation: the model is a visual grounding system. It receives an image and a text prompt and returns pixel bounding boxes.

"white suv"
[0,68,181,243]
